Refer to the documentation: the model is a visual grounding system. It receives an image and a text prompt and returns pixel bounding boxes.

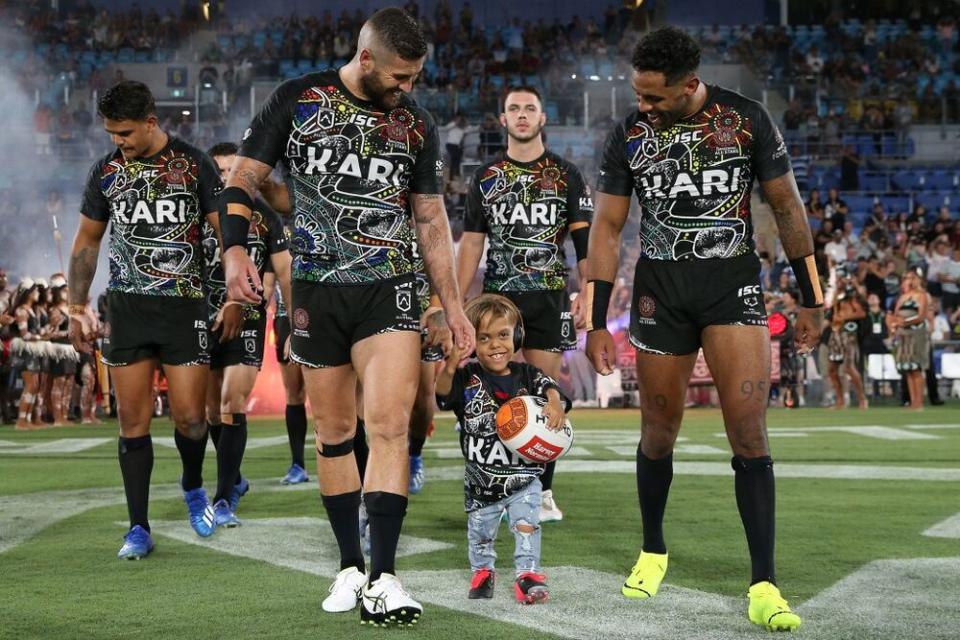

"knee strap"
[731,455,774,473]
[317,437,354,458]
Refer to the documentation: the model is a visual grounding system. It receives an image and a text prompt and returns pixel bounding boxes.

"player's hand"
[585,329,616,375]
[223,246,262,304]
[444,306,476,358]
[542,397,566,431]
[570,292,587,331]
[443,337,466,375]
[794,307,824,354]
[422,308,453,355]
[213,301,244,343]
[68,307,98,353]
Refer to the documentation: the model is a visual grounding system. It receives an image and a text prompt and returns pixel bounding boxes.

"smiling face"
[631,69,699,130]
[475,312,516,375]
[358,48,423,110]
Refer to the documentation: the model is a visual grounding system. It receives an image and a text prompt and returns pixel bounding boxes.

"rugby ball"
[495,395,574,464]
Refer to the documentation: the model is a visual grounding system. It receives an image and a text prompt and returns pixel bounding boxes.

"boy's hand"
[445,339,465,375]
[542,397,566,432]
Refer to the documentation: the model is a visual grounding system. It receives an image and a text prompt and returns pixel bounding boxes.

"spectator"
[824,188,848,229]
[926,238,952,297]
[791,145,810,193]
[442,111,472,177]
[839,145,860,191]
[940,245,960,313]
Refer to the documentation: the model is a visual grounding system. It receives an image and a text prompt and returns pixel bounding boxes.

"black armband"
[219,187,254,250]
[571,226,590,261]
[585,279,614,332]
[789,254,825,308]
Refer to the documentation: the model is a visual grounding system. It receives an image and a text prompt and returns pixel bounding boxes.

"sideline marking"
[923,512,960,539]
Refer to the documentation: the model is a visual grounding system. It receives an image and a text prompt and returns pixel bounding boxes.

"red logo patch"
[293,308,309,330]
[520,435,563,463]
[638,296,656,318]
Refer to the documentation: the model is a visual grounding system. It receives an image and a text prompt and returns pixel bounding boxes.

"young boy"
[436,294,570,604]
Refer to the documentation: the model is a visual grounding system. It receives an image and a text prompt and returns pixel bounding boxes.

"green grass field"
[1,407,959,640]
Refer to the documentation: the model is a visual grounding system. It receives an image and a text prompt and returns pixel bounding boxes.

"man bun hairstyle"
[631,27,701,85]
[368,7,427,60]
[97,80,156,121]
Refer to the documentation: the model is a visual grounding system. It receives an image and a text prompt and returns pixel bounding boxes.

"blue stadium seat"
[928,171,958,191]
[880,195,910,213]
[859,173,888,192]
[915,192,948,211]
[545,103,560,121]
[892,170,922,191]
[844,195,875,214]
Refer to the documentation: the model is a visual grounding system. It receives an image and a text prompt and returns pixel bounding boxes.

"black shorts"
[102,292,209,367]
[499,290,576,352]
[210,315,267,370]
[629,253,767,356]
[290,275,420,368]
[274,314,291,364]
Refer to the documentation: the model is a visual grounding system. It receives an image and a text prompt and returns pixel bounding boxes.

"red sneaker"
[469,569,495,599]
[514,572,549,604]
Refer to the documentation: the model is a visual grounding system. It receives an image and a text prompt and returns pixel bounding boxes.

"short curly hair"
[631,27,701,85]
[367,7,427,60]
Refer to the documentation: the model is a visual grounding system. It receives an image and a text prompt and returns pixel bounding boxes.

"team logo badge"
[316,108,335,129]
[164,156,192,184]
[396,289,412,313]
[244,338,256,354]
[293,308,309,330]
[638,296,656,318]
[541,166,561,190]
[198,331,208,350]
[641,137,659,159]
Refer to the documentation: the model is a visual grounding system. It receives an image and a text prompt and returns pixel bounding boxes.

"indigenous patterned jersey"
[437,361,567,511]
[409,236,431,314]
[202,199,287,322]
[597,85,790,261]
[239,70,444,285]
[81,137,221,298]
[465,151,593,292]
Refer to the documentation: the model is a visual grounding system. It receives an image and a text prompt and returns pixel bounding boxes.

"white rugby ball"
[495,395,573,464]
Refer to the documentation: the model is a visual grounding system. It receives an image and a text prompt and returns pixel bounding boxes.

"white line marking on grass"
[904,423,960,430]
[0,439,20,447]
[802,557,960,639]
[2,438,113,454]
[145,516,452,575]
[717,426,942,441]
[605,444,728,457]
[923,512,960,538]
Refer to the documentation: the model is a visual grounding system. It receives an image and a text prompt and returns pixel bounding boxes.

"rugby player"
[456,86,593,521]
[584,28,822,631]
[68,81,226,558]
[203,142,293,525]
[220,8,474,627]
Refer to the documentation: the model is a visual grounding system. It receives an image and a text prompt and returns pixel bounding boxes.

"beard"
[506,120,543,143]
[359,72,404,110]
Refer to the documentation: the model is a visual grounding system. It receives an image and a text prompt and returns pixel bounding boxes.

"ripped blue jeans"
[466,478,541,576]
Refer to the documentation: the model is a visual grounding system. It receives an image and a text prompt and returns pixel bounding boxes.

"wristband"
[789,254,825,308]
[585,280,613,332]
[219,186,254,250]
[68,304,87,316]
[571,226,590,261]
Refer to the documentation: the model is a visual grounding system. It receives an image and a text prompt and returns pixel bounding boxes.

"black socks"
[636,447,673,554]
[175,428,208,492]
[118,435,153,531]
[365,491,408,582]
[214,413,248,504]
[733,455,777,586]
[321,490,365,573]
[285,403,307,468]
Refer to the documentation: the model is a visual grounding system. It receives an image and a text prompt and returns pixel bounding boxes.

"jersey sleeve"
[260,203,289,254]
[80,159,110,221]
[751,103,792,182]
[436,367,466,415]
[565,163,594,226]
[463,166,489,233]
[410,109,444,195]
[526,364,573,412]
[596,122,634,196]
[197,152,223,214]
[238,78,300,168]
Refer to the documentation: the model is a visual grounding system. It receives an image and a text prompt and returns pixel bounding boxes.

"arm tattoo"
[68,246,98,305]
[763,175,815,259]
[235,167,263,197]
[412,194,459,306]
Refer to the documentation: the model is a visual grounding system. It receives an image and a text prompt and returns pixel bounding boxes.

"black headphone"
[512,314,525,352]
